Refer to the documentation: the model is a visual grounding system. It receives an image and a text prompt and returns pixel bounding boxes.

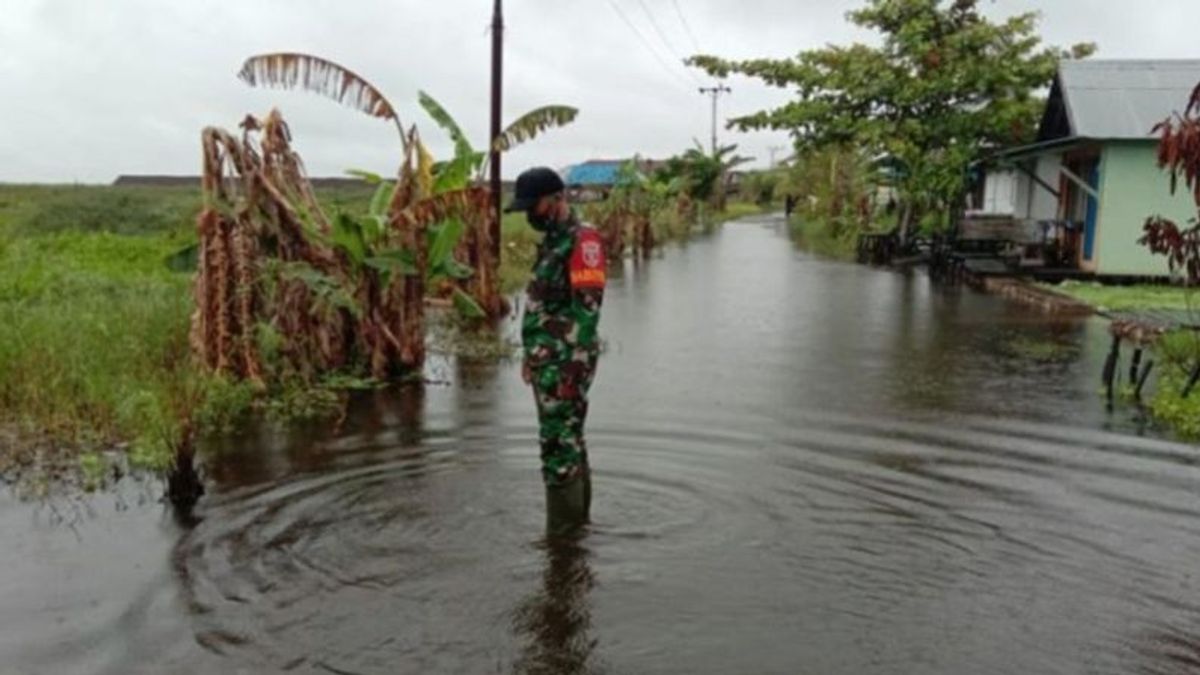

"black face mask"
[527,210,555,233]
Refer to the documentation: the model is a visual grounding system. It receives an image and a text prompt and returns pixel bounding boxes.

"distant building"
[564,160,624,189]
[975,59,1200,277]
[112,175,200,188]
[563,159,668,187]
[562,158,666,201]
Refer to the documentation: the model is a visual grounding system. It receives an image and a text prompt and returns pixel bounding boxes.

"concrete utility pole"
[768,145,787,169]
[698,84,731,155]
[489,0,504,259]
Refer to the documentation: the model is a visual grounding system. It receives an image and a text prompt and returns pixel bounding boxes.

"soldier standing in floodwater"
[506,167,606,535]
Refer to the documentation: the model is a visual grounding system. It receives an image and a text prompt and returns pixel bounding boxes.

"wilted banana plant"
[238,53,409,151]
[193,110,351,385]
[238,52,578,319]
[195,107,493,380]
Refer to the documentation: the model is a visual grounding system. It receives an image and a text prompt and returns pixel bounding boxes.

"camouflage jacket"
[522,212,604,369]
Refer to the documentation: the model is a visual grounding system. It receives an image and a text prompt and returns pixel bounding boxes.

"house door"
[1082,163,1100,262]
[1062,155,1100,269]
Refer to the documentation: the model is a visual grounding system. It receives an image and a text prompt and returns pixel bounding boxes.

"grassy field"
[1042,281,1198,312]
[0,186,202,487]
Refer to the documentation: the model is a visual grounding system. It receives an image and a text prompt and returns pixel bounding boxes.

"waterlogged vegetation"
[0,187,187,487]
[0,184,545,490]
[8,51,588,497]
[1144,330,1200,439]
[0,185,357,490]
[0,153,760,494]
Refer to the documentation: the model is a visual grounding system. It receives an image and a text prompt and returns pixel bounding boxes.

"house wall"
[1013,164,1031,217]
[1094,142,1193,276]
[1012,154,1063,220]
[976,169,1016,215]
[1029,153,1063,220]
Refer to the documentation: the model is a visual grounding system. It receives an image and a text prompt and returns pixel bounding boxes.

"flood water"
[6,214,1200,674]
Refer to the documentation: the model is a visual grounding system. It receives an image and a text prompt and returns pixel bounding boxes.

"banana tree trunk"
[470,207,503,317]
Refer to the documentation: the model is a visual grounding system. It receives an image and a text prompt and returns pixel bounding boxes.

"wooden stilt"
[1129,348,1143,384]
[1101,335,1120,386]
[1135,359,1154,400]
[1102,334,1121,406]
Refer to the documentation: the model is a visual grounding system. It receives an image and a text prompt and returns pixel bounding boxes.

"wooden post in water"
[1102,334,1121,406]
[1129,348,1143,385]
[1135,360,1155,400]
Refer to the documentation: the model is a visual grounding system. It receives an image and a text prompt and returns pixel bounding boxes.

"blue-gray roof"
[1044,60,1200,141]
[565,161,622,186]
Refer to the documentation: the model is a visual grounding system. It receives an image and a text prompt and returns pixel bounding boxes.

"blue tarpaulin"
[565,162,622,186]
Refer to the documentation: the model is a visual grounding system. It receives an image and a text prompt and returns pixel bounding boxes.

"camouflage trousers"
[531,349,599,486]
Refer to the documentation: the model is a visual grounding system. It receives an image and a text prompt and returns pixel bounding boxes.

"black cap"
[505,167,565,213]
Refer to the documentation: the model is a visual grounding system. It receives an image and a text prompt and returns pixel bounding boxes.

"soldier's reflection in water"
[512,532,597,675]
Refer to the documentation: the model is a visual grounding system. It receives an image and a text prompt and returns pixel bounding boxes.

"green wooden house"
[975,60,1200,277]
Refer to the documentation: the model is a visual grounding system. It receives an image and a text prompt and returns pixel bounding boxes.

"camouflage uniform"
[523,211,604,486]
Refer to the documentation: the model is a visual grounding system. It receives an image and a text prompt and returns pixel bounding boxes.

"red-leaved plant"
[1140,83,1200,282]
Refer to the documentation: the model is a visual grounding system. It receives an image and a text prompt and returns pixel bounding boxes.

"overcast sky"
[2,0,1199,183]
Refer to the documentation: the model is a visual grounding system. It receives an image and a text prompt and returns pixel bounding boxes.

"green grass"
[501,212,537,293]
[0,185,197,236]
[0,186,201,475]
[1044,281,1198,311]
[714,201,770,223]
[1145,330,1200,440]
[788,216,858,260]
[0,184,373,485]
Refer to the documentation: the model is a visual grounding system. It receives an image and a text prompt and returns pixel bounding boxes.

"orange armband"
[569,227,607,290]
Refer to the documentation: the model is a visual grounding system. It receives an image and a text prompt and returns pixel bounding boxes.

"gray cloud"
[1,0,1198,182]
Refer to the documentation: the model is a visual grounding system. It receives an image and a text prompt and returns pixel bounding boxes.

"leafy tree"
[688,0,1094,239]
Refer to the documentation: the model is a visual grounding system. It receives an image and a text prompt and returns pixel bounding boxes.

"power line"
[670,0,702,54]
[633,0,700,85]
[605,0,691,91]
